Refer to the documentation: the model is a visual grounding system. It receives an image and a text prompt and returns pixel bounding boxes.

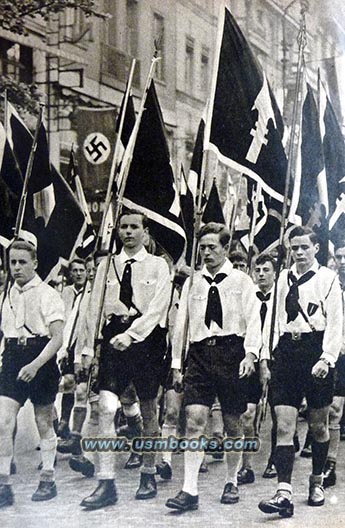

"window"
[153,12,165,82]
[61,7,90,44]
[0,38,33,83]
[185,37,195,93]
[103,0,117,47]
[100,1,140,88]
[200,46,209,96]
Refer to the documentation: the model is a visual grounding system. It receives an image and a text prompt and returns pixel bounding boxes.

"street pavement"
[2,416,345,528]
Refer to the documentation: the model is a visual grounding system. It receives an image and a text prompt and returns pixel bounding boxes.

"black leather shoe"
[156,461,172,480]
[221,482,239,504]
[57,433,81,455]
[124,452,143,469]
[80,480,117,510]
[237,467,255,485]
[69,455,95,478]
[258,492,294,517]
[135,473,157,500]
[166,490,198,511]
[262,462,277,479]
[323,461,336,488]
[0,484,14,508]
[31,481,57,502]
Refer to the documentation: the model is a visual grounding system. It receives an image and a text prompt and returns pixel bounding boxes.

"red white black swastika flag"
[204,7,287,204]
[5,104,85,280]
[122,80,186,264]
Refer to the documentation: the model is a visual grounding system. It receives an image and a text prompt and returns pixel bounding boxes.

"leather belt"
[198,335,239,347]
[5,336,48,346]
[283,331,319,342]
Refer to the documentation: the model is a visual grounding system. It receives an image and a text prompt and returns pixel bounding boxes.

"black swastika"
[85,135,108,162]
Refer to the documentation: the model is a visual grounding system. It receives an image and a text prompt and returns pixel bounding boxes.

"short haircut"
[288,225,318,245]
[9,240,37,260]
[69,258,86,271]
[334,239,345,253]
[255,253,277,270]
[198,222,230,248]
[119,208,149,229]
[229,250,247,263]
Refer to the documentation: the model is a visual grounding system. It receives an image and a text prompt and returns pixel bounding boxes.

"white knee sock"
[40,435,57,481]
[0,435,13,482]
[182,450,204,496]
[225,450,243,486]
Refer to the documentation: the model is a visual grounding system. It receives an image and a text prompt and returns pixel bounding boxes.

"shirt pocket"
[139,278,157,299]
[189,293,207,312]
[222,289,242,320]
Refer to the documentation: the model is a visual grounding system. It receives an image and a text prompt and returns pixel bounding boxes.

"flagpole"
[177,3,226,374]
[115,54,161,217]
[247,182,262,270]
[4,89,8,135]
[203,1,225,150]
[86,54,162,395]
[71,147,95,228]
[268,7,307,355]
[2,90,8,275]
[14,103,45,238]
[228,179,240,249]
[97,58,136,250]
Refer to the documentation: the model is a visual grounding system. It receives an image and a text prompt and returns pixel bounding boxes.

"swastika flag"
[75,106,117,201]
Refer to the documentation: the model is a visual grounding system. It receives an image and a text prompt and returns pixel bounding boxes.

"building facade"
[0,0,344,221]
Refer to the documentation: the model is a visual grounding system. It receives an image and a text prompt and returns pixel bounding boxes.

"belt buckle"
[291,332,301,341]
[121,315,130,324]
[18,336,27,345]
[206,337,217,347]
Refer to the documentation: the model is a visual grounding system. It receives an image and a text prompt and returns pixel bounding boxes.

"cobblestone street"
[2,413,345,528]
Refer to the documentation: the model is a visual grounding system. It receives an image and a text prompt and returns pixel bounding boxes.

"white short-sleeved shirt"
[1,274,65,338]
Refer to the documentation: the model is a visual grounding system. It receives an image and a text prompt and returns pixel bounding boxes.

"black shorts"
[0,338,60,407]
[334,355,345,397]
[183,335,248,415]
[270,332,334,410]
[98,326,167,401]
[246,363,263,405]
